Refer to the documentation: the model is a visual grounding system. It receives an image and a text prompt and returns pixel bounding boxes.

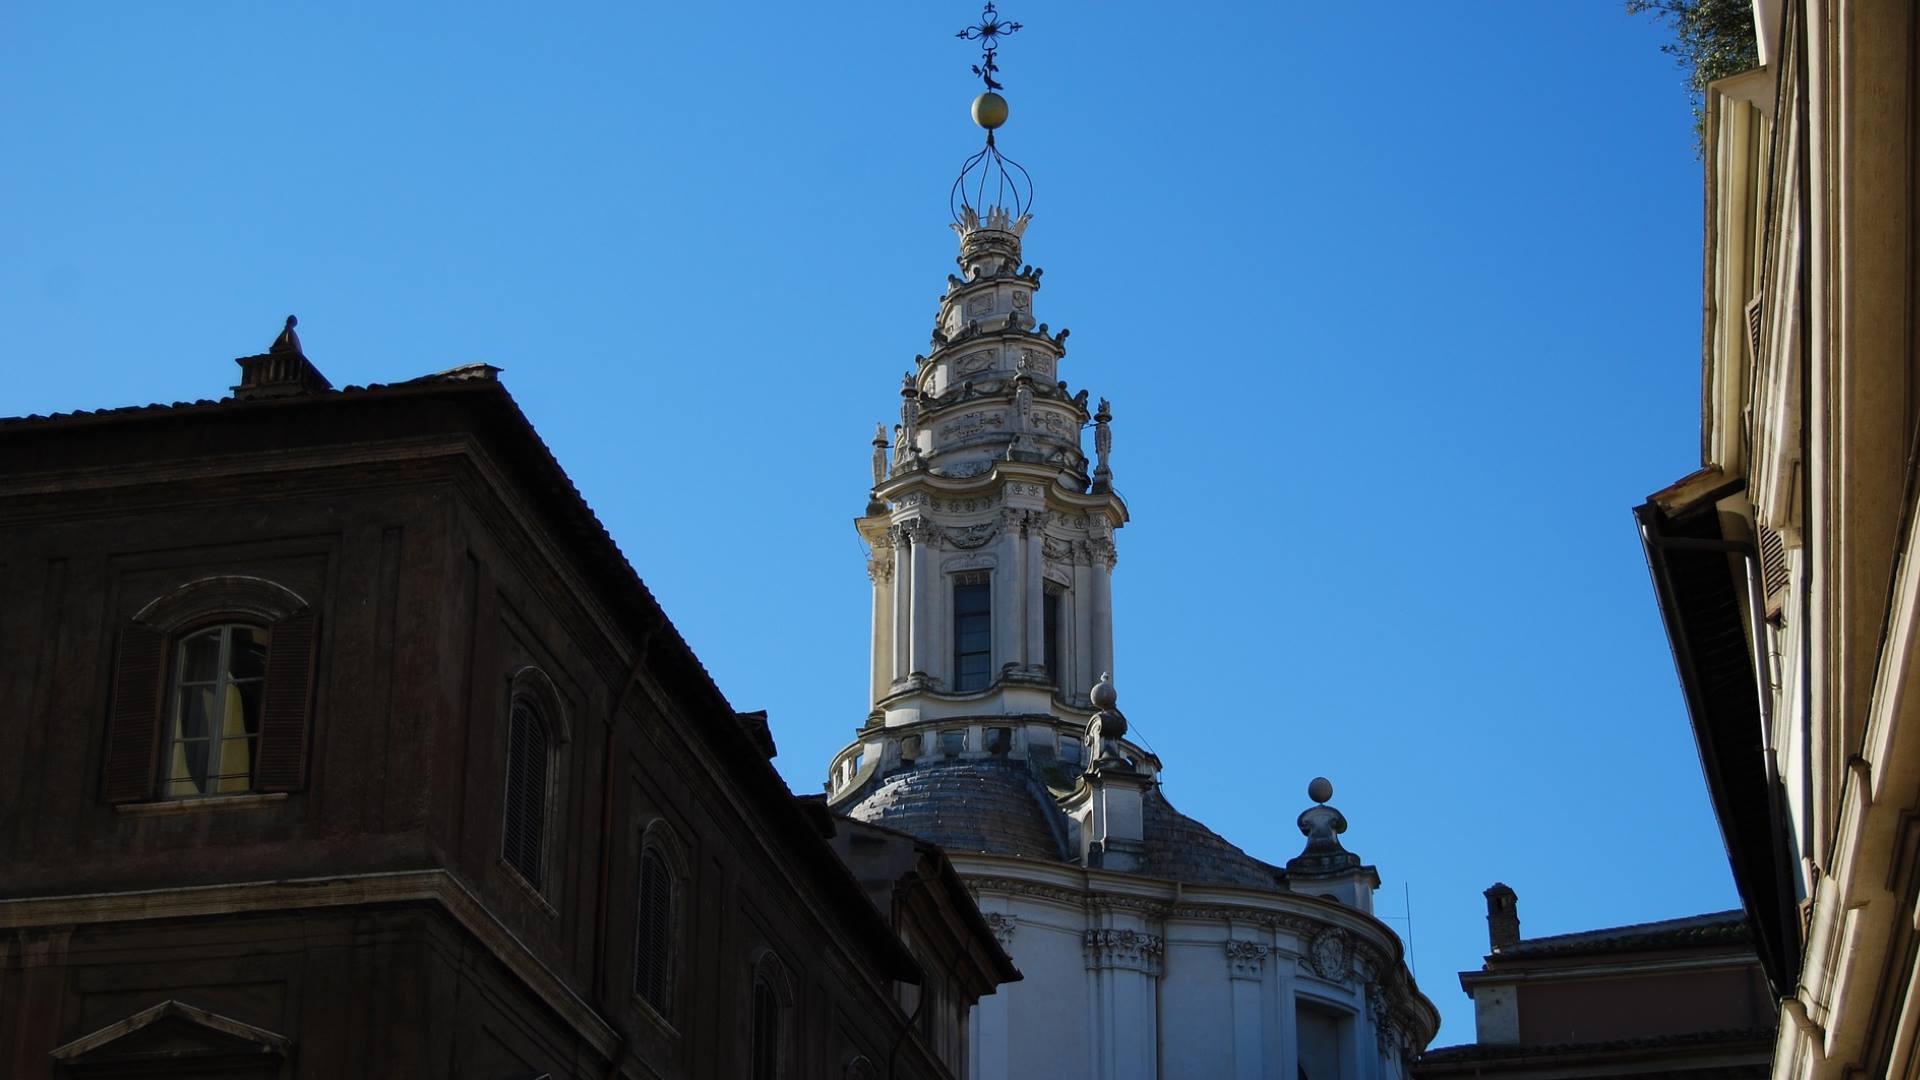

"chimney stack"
[1485,882,1520,951]
[233,316,332,400]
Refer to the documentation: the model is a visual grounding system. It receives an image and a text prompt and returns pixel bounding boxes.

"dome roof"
[847,758,1068,861]
[1140,790,1287,890]
[845,757,1289,890]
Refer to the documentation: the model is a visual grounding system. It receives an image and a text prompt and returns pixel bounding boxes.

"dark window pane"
[165,623,272,800]
[1043,590,1061,686]
[229,626,269,681]
[953,579,992,692]
[234,679,264,738]
[179,629,223,684]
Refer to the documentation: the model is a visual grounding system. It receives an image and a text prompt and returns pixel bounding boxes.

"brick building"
[1416,885,1774,1079]
[0,323,1014,1078]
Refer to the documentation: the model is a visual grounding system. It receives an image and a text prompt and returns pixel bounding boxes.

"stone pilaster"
[1084,928,1161,1080]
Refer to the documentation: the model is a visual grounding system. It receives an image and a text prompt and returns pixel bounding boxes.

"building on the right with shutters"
[1634,1,1920,1076]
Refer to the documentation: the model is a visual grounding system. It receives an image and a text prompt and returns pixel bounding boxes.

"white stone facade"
[962,860,1430,1080]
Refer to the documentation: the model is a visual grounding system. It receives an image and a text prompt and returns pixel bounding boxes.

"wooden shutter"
[1745,293,1766,365]
[1759,523,1791,616]
[103,623,167,803]
[503,706,549,887]
[254,609,318,792]
[750,979,780,1080]
[634,848,673,1011]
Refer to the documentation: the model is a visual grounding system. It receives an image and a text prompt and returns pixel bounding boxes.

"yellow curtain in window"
[216,682,251,792]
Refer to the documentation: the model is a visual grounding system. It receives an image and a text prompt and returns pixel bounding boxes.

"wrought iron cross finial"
[956,2,1022,91]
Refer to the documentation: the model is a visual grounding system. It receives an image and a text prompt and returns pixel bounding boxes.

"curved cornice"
[942,267,1044,299]
[874,463,1128,524]
[953,856,1442,1050]
[925,324,1068,367]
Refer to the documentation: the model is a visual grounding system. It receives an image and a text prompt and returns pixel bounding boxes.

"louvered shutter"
[502,706,549,888]
[254,609,318,792]
[1745,293,1766,365]
[634,848,673,1011]
[750,979,780,1080]
[1759,523,1791,615]
[103,623,167,803]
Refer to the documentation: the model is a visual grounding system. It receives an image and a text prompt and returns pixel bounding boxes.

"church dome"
[1139,790,1288,890]
[846,758,1068,861]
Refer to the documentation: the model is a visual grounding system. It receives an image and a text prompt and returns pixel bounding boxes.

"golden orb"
[971,91,1009,130]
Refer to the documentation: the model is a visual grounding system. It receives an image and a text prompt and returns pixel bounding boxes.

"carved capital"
[1087,537,1118,569]
[984,912,1017,947]
[866,552,894,584]
[1225,939,1270,981]
[1083,929,1163,975]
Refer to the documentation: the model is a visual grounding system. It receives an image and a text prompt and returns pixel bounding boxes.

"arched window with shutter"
[500,666,568,895]
[632,821,685,1020]
[501,701,552,889]
[749,951,793,1080]
[105,576,317,803]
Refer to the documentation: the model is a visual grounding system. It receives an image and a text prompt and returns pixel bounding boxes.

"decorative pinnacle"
[270,315,303,356]
[949,4,1032,232]
[956,2,1022,92]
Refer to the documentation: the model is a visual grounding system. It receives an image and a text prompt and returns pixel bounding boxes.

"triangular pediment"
[50,999,289,1069]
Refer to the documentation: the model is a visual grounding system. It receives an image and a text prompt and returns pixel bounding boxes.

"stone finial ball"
[1308,777,1334,804]
[1090,673,1117,710]
[972,91,1009,130]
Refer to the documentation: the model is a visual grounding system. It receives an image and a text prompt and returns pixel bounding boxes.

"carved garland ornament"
[945,522,999,549]
[937,410,1007,442]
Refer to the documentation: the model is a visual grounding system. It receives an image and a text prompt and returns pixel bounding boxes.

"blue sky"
[2,2,1723,1044]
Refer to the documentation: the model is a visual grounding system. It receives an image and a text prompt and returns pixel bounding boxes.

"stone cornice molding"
[871,464,1128,525]
[0,869,621,1059]
[1083,929,1162,975]
[925,326,1062,369]
[960,868,1437,1044]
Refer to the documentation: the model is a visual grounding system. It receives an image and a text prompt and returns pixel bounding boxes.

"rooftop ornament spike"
[270,315,303,356]
[234,314,332,401]
[951,2,1032,226]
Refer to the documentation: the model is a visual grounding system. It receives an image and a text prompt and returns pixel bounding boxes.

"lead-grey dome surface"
[846,757,1070,861]
[845,757,1289,890]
